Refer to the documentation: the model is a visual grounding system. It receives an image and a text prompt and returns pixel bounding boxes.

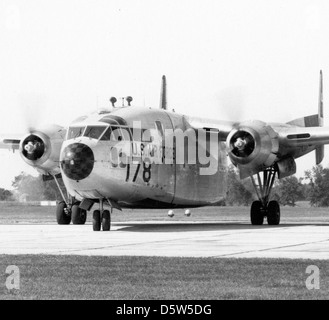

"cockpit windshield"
[83,126,107,139]
[67,126,85,140]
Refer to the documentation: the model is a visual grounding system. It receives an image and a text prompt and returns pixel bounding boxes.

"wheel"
[93,210,101,231]
[102,210,111,231]
[72,204,87,225]
[250,200,264,225]
[56,201,71,225]
[267,200,280,225]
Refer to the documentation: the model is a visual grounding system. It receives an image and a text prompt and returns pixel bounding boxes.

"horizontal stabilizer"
[286,71,324,164]
[0,137,21,152]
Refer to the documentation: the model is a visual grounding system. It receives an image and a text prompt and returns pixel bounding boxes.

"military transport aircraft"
[0,72,327,231]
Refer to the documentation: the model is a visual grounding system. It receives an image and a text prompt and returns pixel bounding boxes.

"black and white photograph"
[0,0,329,304]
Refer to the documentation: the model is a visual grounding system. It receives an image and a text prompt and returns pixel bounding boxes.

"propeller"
[19,94,48,162]
[19,93,46,133]
[216,86,247,122]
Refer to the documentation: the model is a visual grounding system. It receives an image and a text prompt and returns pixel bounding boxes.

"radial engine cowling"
[226,120,279,179]
[19,124,66,175]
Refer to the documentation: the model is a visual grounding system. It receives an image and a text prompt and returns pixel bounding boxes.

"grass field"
[0,202,328,300]
[0,255,328,300]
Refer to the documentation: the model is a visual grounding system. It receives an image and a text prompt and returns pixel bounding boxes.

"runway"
[1,222,329,259]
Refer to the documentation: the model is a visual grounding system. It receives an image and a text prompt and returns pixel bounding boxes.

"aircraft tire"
[102,210,111,231]
[267,200,280,225]
[56,201,71,225]
[250,200,264,225]
[93,210,101,231]
[72,204,87,225]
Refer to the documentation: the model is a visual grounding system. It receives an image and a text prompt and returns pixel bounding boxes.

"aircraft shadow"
[115,222,329,233]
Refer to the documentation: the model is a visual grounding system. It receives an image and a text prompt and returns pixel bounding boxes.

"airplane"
[0,72,327,231]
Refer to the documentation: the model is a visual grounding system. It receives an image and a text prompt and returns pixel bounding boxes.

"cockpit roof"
[99,115,128,126]
[71,111,128,127]
[69,106,173,128]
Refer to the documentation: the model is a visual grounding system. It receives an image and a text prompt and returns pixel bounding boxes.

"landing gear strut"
[92,199,112,231]
[250,166,280,226]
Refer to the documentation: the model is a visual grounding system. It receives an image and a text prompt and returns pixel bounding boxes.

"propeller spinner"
[230,130,255,157]
[22,134,45,161]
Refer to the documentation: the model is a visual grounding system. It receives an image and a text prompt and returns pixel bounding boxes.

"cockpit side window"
[100,126,125,141]
[155,121,164,138]
[83,126,107,139]
[100,126,113,141]
[67,126,86,140]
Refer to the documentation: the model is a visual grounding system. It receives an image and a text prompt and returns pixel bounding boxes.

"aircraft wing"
[225,119,329,179]
[184,115,237,140]
[277,125,329,148]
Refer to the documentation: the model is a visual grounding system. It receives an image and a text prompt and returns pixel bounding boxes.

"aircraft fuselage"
[60,107,228,207]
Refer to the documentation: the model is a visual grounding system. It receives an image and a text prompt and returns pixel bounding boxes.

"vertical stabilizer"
[160,75,167,110]
[316,70,324,164]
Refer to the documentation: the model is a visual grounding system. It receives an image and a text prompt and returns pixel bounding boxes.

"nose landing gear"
[51,174,114,230]
[71,203,87,225]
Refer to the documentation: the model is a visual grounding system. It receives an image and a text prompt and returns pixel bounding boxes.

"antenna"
[160,75,167,110]
[126,96,133,106]
[110,97,117,107]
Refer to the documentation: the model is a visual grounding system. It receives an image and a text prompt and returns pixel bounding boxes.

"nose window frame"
[67,126,86,140]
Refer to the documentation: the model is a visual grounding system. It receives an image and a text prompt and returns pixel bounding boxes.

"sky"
[1,0,329,189]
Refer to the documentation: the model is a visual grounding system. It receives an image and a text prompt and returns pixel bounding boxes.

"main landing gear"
[249,166,280,226]
[92,199,112,231]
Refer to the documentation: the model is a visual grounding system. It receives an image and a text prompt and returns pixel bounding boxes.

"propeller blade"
[19,93,46,134]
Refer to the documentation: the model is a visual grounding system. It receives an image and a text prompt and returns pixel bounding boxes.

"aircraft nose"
[60,143,94,181]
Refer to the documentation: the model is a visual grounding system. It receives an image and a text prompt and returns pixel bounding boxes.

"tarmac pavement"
[1,222,329,260]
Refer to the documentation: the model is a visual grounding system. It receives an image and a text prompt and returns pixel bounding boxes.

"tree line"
[1,165,329,206]
[224,164,327,207]
[0,172,65,202]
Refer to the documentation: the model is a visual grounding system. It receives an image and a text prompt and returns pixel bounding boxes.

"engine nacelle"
[226,120,279,178]
[19,124,66,175]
